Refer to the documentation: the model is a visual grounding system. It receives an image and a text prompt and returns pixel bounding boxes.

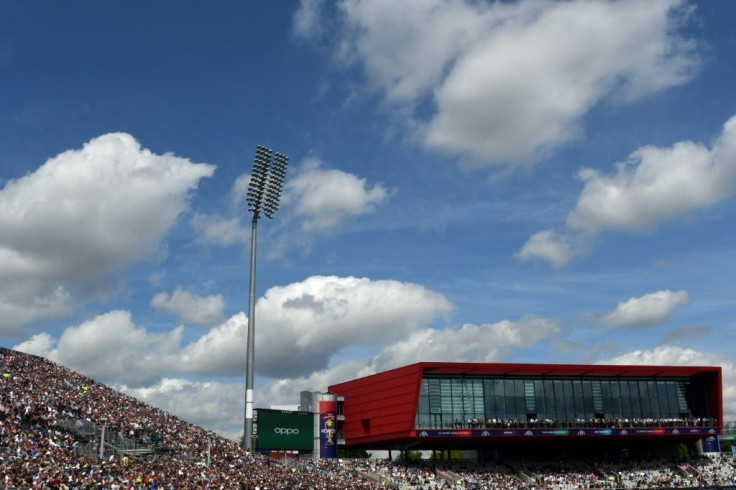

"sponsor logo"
[524,431,533,436]
[577,430,586,436]
[274,427,300,436]
[481,431,491,436]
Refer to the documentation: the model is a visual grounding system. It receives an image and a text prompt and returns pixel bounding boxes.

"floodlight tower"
[244,145,288,450]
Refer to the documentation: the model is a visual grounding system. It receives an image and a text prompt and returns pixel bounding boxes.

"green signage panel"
[255,409,314,451]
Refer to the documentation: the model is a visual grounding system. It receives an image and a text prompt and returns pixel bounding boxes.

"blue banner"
[413,427,720,438]
[702,436,720,453]
[319,401,337,458]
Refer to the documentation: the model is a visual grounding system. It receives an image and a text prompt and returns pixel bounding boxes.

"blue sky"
[3,0,736,439]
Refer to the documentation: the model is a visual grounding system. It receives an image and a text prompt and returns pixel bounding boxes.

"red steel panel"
[330,362,723,447]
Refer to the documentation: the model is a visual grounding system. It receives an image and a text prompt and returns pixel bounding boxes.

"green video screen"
[256,409,314,451]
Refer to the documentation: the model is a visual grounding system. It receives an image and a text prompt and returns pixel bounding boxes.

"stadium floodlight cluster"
[244,144,289,451]
[247,146,288,219]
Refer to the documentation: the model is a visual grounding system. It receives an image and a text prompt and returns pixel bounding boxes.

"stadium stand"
[1,347,735,489]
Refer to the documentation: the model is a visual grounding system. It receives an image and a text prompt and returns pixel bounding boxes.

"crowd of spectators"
[1,347,735,489]
[0,348,377,488]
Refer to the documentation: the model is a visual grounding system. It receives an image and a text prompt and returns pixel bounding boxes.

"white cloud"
[171,275,451,378]
[305,0,698,167]
[177,313,247,376]
[120,378,245,441]
[601,346,736,421]
[174,275,453,378]
[0,284,73,336]
[151,287,225,328]
[229,173,251,210]
[191,214,246,247]
[284,158,391,232]
[569,117,736,233]
[254,275,452,376]
[190,173,251,247]
[598,290,690,329]
[426,0,697,166]
[14,310,184,387]
[372,315,561,370]
[260,359,375,408]
[293,0,327,41]
[518,114,736,266]
[258,315,560,418]
[0,133,215,334]
[336,0,488,104]
[13,332,56,357]
[118,362,375,441]
[117,309,562,439]
[514,229,586,269]
[14,275,452,382]
[193,159,390,251]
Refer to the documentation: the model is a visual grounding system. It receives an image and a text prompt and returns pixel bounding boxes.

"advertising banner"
[256,409,314,451]
[413,427,720,438]
[319,400,337,459]
[702,436,720,453]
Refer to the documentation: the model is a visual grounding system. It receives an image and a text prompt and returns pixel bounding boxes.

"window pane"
[639,380,651,417]
[562,381,574,423]
[620,381,631,418]
[545,380,556,421]
[629,381,641,418]
[572,380,584,420]
[505,379,517,418]
[583,381,596,419]
[534,380,546,419]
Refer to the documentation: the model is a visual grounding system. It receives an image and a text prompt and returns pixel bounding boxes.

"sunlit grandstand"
[2,347,736,488]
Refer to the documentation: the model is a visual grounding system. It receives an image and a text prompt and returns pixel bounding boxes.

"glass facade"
[415,376,714,429]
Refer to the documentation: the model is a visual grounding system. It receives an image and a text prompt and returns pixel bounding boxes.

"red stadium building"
[329,362,722,460]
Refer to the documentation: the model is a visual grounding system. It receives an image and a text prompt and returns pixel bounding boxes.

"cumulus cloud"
[0,284,73,336]
[0,133,215,334]
[601,345,736,420]
[255,275,451,376]
[151,287,225,328]
[514,229,586,269]
[192,158,391,250]
[117,310,564,439]
[15,290,563,438]
[176,275,452,378]
[13,332,56,357]
[14,275,453,382]
[260,359,375,408]
[373,315,561,370]
[177,313,247,376]
[568,118,736,233]
[119,362,375,441]
[283,158,391,232]
[518,114,736,267]
[597,290,690,329]
[15,310,184,387]
[298,0,698,168]
[120,378,245,441]
[259,315,561,418]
